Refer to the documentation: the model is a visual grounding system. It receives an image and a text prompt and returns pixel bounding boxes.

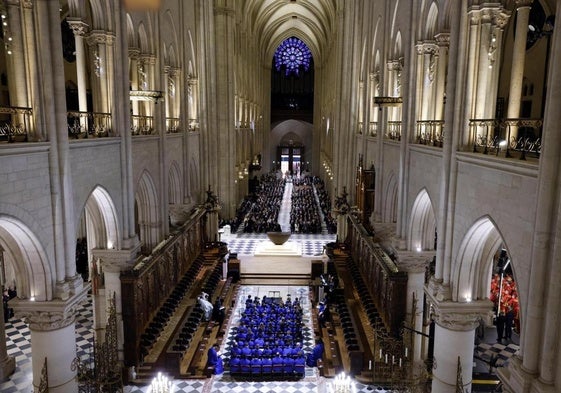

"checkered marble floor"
[223,232,336,257]
[475,342,519,367]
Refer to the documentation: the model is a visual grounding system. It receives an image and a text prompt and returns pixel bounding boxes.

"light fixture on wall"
[373,96,402,110]
[130,90,165,103]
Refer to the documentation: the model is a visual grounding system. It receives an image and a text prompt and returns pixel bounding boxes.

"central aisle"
[277,180,293,232]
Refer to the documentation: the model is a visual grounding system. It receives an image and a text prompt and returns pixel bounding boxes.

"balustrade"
[131,114,155,135]
[0,106,32,143]
[469,118,542,159]
[416,120,444,147]
[386,121,402,141]
[67,111,112,139]
[166,117,180,133]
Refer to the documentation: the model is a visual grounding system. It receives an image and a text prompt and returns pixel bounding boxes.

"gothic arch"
[452,216,508,303]
[189,157,200,202]
[135,170,160,250]
[138,23,150,53]
[382,171,398,223]
[424,2,439,40]
[126,13,138,48]
[168,161,182,205]
[408,188,436,251]
[0,215,52,301]
[81,185,121,251]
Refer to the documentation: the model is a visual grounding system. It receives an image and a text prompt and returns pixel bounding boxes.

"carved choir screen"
[120,209,205,365]
[347,215,407,336]
[72,293,122,392]
[355,155,375,226]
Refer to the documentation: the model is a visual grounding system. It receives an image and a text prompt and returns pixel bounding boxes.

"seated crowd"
[290,176,323,234]
[242,174,285,233]
[228,294,307,378]
[313,177,337,234]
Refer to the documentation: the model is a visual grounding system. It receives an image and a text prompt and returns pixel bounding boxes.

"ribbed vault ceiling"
[242,0,337,67]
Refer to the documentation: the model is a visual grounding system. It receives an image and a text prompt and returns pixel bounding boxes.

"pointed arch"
[0,216,52,301]
[383,171,398,223]
[168,161,182,205]
[424,2,439,40]
[408,188,437,251]
[135,170,160,249]
[189,158,200,202]
[138,23,150,53]
[452,216,508,303]
[81,185,121,251]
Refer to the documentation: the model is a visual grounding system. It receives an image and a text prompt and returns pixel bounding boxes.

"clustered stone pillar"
[67,19,89,125]
[12,290,88,393]
[0,300,15,381]
[506,0,533,140]
[426,297,492,393]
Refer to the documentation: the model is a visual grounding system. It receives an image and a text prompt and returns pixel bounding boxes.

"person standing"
[505,307,515,341]
[496,312,506,343]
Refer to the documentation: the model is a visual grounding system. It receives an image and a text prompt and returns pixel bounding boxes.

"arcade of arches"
[0,1,560,393]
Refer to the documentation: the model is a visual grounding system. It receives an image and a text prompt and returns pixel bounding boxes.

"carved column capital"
[515,0,534,9]
[129,47,141,59]
[426,288,493,331]
[435,33,450,46]
[66,19,89,36]
[395,250,434,273]
[86,30,115,46]
[493,9,511,29]
[139,54,156,65]
[11,287,89,331]
[91,247,140,273]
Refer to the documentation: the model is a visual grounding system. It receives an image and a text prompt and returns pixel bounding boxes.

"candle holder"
[328,371,357,393]
[151,372,173,393]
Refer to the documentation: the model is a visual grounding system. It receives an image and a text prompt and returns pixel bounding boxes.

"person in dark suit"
[496,312,506,342]
[505,307,515,340]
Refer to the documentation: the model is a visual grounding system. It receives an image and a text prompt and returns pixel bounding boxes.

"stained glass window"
[274,37,312,76]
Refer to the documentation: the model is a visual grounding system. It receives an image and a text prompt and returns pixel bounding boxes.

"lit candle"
[369,360,372,370]
[392,355,395,364]
[405,347,408,358]
[399,358,402,367]
[379,349,383,359]
[385,354,388,363]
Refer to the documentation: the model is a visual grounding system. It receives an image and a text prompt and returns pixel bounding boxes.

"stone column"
[498,6,561,391]
[427,296,492,393]
[89,31,116,117]
[396,251,433,365]
[90,247,140,362]
[5,0,30,109]
[421,44,438,121]
[129,48,140,119]
[12,289,88,393]
[67,19,89,121]
[0,300,15,381]
[434,34,449,121]
[506,0,533,139]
